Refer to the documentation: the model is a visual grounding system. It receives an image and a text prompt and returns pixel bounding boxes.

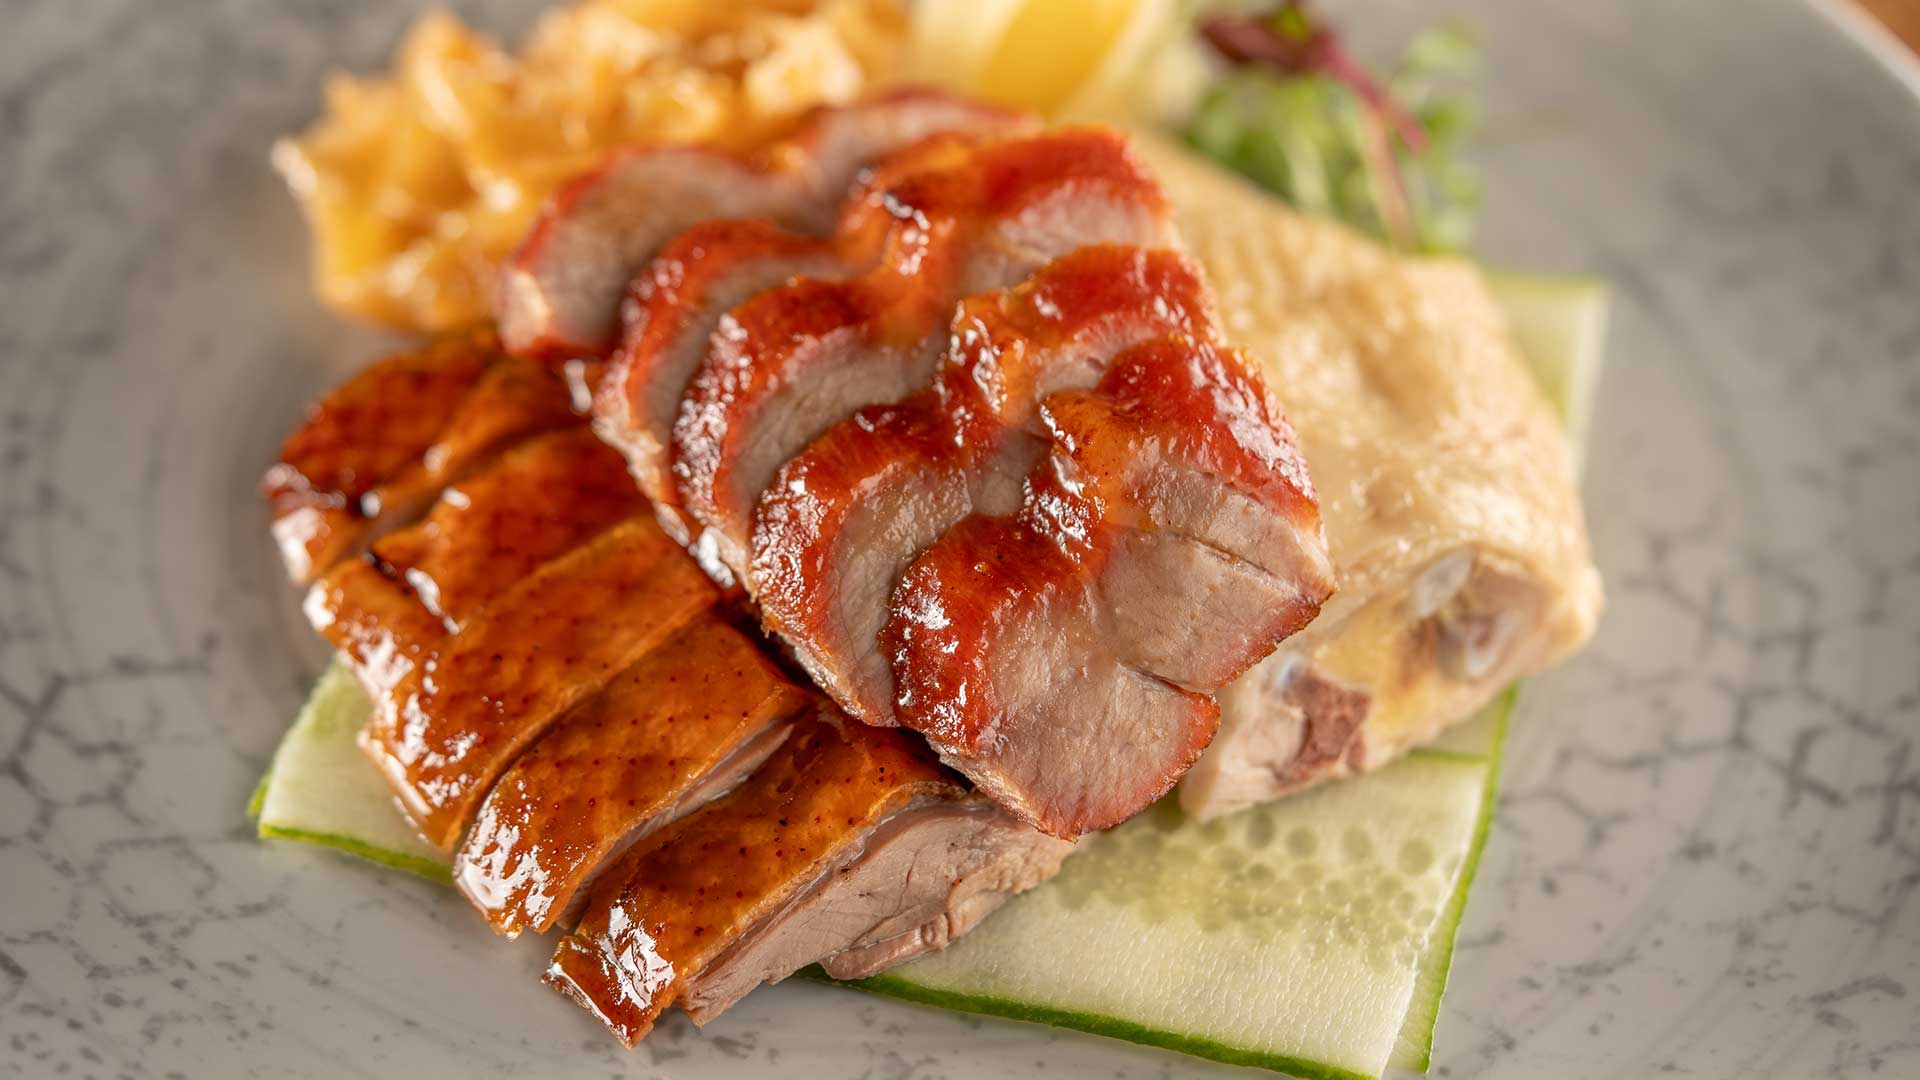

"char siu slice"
[263,332,579,583]
[884,339,1334,837]
[359,517,719,849]
[585,134,999,537]
[594,219,842,517]
[751,246,1217,726]
[305,428,644,693]
[884,508,1223,839]
[455,616,813,938]
[1040,340,1333,638]
[671,128,1174,574]
[544,714,964,1045]
[497,89,1029,361]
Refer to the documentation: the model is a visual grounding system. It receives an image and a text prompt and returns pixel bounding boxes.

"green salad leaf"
[1184,3,1479,253]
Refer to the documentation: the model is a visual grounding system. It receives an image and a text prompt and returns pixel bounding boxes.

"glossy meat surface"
[544,715,961,1046]
[667,127,1174,572]
[497,89,1029,360]
[264,335,492,519]
[455,615,812,937]
[360,517,720,849]
[885,339,1332,837]
[305,426,643,696]
[595,218,841,511]
[750,246,1217,725]
[364,427,645,631]
[264,332,580,583]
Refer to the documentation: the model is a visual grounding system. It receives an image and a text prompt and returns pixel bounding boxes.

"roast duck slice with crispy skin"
[263,331,581,584]
[455,615,815,938]
[282,327,1058,946]
[259,93,1345,1045]
[304,426,647,693]
[297,404,828,934]
[544,713,1070,1047]
[357,515,720,850]
[497,89,1032,362]
[285,393,717,854]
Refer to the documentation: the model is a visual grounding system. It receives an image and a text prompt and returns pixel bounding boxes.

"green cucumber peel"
[813,745,1497,1079]
[1389,686,1516,1071]
[819,968,1373,1080]
[252,661,448,878]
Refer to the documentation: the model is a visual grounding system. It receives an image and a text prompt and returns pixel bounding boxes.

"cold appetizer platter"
[247,1,1605,1071]
[9,1,1918,1078]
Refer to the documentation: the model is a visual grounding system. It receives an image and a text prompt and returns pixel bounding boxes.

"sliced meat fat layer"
[750,246,1218,726]
[498,89,1031,361]
[683,795,1075,1020]
[544,714,963,1046]
[359,517,720,849]
[806,798,1072,981]
[884,338,1334,837]
[455,615,814,938]
[305,427,644,693]
[671,128,1175,575]
[263,332,579,583]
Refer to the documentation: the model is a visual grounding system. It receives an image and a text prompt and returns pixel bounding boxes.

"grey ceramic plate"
[4,1,1917,1077]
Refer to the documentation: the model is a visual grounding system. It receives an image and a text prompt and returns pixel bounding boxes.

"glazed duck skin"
[544,714,963,1046]
[366,428,645,631]
[305,427,645,693]
[750,245,1220,726]
[359,517,719,849]
[455,615,813,938]
[263,331,580,583]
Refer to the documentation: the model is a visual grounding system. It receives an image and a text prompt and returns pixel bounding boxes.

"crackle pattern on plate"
[1,1,1916,1077]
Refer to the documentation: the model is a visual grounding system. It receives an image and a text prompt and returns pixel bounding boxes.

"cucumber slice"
[906,0,1026,95]
[1388,688,1514,1072]
[253,662,449,883]
[848,740,1497,1080]
[1481,268,1608,468]
[1416,692,1506,759]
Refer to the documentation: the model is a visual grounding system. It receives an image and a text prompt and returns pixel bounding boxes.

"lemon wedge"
[906,0,1025,91]
[910,0,1190,118]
